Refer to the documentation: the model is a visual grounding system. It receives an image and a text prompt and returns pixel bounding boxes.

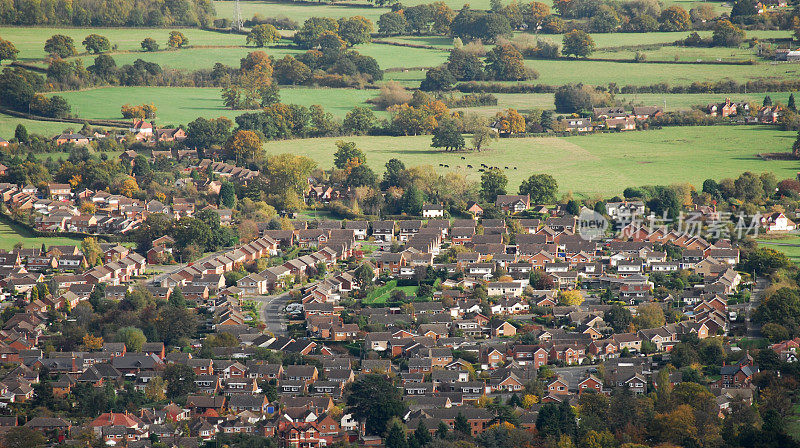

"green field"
[527,58,800,86]
[453,91,797,116]
[0,114,80,139]
[35,40,447,71]
[594,44,760,63]
[0,221,82,251]
[51,86,382,124]
[262,125,799,197]
[61,45,302,71]
[214,0,388,23]
[0,26,246,62]
[756,235,800,263]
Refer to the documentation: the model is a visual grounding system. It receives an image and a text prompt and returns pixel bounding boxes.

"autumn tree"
[485,43,528,80]
[247,24,281,47]
[81,237,102,266]
[562,29,595,57]
[145,375,167,401]
[0,37,19,64]
[44,34,76,57]
[167,30,189,48]
[226,130,263,164]
[522,1,551,29]
[712,19,745,47]
[659,6,691,31]
[493,108,526,134]
[558,289,583,306]
[635,303,666,330]
[82,33,110,54]
[82,333,104,350]
[273,55,311,85]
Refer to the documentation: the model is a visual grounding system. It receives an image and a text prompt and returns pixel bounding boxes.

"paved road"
[249,292,292,336]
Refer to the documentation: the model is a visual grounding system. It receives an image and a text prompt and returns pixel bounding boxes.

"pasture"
[0,114,78,138]
[526,58,800,86]
[756,235,800,263]
[0,26,245,62]
[262,125,799,197]
[64,45,304,71]
[453,91,797,116]
[51,86,381,123]
[214,0,388,23]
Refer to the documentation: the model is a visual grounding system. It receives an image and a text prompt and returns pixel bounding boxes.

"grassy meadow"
[262,125,799,197]
[50,86,382,124]
[756,235,800,263]
[0,26,246,62]
[0,114,80,138]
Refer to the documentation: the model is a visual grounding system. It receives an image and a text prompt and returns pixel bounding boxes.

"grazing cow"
[461,156,466,160]
[504,166,508,169]
[514,167,518,170]
[467,165,473,168]
[444,164,449,167]
[478,168,485,172]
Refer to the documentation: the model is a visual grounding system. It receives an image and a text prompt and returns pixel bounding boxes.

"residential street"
[249,291,292,336]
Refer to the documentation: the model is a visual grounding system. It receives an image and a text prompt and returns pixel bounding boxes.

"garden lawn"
[0,27,245,62]
[0,221,82,251]
[50,86,382,124]
[261,125,800,197]
[364,280,419,304]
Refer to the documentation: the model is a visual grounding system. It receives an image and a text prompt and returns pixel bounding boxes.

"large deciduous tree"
[346,374,406,435]
[44,34,76,57]
[519,173,557,204]
[247,24,281,47]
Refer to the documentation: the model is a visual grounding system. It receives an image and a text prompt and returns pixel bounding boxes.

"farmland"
[0,26,246,62]
[262,126,799,197]
[0,114,78,137]
[51,86,382,123]
[756,235,800,263]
